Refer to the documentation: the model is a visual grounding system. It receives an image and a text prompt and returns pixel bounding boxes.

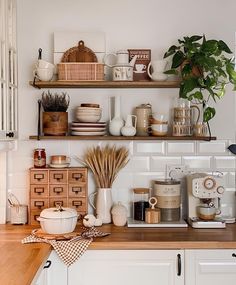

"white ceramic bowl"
[37,207,78,234]
[152,113,168,124]
[75,113,102,123]
[151,124,168,136]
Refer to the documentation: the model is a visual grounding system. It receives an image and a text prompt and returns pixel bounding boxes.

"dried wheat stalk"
[81,145,129,188]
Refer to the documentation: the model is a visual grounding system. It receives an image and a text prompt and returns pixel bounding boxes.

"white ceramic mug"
[197,205,219,220]
[33,67,54,81]
[36,59,55,69]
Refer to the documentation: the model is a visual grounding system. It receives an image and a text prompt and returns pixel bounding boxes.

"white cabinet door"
[68,250,184,285]
[185,249,236,285]
[32,251,67,285]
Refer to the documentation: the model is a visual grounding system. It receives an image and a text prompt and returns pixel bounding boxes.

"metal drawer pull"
[177,254,181,276]
[53,187,63,194]
[34,173,44,181]
[72,173,82,180]
[34,201,44,208]
[232,253,236,257]
[43,260,51,269]
[54,201,63,207]
[53,173,63,181]
[34,187,44,194]
[72,187,82,193]
[72,200,82,207]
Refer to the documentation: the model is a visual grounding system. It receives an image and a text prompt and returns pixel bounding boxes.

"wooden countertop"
[1,223,236,285]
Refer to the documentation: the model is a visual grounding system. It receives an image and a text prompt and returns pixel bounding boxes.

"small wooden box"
[128,49,151,81]
[57,62,104,81]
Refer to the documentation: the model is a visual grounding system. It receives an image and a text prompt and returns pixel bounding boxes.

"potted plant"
[164,35,236,124]
[41,91,70,136]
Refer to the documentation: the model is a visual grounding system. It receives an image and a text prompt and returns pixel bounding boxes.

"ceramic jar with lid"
[111,202,128,226]
[135,104,152,136]
[154,179,181,222]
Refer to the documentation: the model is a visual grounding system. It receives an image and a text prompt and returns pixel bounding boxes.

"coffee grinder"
[186,173,226,228]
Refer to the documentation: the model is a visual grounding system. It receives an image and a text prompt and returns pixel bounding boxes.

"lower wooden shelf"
[29,135,216,141]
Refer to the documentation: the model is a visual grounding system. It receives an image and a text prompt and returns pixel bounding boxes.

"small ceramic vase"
[111,202,128,226]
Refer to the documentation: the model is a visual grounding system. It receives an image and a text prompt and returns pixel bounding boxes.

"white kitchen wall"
[6,0,236,220]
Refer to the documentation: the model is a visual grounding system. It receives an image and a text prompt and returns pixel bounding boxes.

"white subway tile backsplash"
[124,156,150,172]
[135,142,165,155]
[132,172,165,188]
[228,172,236,188]
[214,156,236,170]
[167,142,195,154]
[182,156,212,169]
[197,140,228,154]
[151,156,181,171]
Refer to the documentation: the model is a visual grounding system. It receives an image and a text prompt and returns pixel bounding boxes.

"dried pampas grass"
[80,145,129,188]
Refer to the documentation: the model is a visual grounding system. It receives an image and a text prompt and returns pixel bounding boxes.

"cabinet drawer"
[68,184,86,197]
[30,184,48,198]
[68,169,87,183]
[68,197,87,211]
[30,210,41,225]
[30,170,48,184]
[49,184,67,197]
[49,170,67,183]
[30,199,49,211]
[49,197,67,208]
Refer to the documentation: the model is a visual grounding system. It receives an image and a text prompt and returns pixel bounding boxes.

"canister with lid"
[135,104,152,136]
[133,188,150,221]
[154,179,181,222]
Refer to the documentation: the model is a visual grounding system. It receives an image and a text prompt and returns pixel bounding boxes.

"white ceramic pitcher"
[89,188,113,224]
[109,96,124,136]
[147,59,168,81]
[121,115,137,136]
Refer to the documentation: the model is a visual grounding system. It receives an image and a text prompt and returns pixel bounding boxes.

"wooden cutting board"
[32,228,81,240]
[61,40,97,63]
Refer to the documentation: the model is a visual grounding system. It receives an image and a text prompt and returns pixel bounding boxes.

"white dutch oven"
[37,206,78,234]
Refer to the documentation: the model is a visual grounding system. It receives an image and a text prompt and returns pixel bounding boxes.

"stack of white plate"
[75,106,102,123]
[70,121,107,136]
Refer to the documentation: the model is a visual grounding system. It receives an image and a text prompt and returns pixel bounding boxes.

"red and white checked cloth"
[22,227,110,266]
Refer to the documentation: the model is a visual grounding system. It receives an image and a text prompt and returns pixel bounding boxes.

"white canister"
[10,205,28,224]
[154,179,181,222]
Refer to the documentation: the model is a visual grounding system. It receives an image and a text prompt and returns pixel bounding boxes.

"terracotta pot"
[180,60,203,78]
[43,112,68,136]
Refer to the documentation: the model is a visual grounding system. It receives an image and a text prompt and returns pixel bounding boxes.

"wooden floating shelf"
[29,80,180,89]
[29,135,216,141]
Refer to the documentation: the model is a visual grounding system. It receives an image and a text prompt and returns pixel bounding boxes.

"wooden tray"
[32,228,81,240]
[61,40,97,63]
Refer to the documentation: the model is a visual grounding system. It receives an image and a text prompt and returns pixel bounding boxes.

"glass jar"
[34,148,46,168]
[133,188,150,221]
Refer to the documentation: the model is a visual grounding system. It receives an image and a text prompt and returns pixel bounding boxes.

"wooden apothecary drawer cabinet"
[29,167,88,225]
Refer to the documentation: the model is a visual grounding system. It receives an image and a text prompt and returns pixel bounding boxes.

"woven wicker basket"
[57,62,104,81]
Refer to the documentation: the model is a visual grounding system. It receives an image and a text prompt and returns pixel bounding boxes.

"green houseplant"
[164,35,236,123]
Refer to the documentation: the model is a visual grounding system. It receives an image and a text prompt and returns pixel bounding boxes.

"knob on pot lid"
[40,206,77,219]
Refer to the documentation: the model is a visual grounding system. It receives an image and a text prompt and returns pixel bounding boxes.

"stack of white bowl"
[75,106,102,123]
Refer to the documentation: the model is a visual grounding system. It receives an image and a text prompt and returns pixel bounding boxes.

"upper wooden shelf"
[29,80,180,89]
[29,135,216,141]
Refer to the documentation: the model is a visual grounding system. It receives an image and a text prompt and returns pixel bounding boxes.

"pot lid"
[40,206,77,219]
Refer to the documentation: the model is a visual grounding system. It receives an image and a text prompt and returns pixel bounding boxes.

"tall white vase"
[89,188,113,224]
[109,96,124,136]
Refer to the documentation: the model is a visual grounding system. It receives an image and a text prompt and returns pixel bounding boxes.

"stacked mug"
[34,59,55,81]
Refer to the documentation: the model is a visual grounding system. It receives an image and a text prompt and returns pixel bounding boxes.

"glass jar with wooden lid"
[133,188,150,221]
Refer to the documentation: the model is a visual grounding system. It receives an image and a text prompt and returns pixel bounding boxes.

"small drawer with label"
[68,184,86,197]
[68,197,87,211]
[49,184,67,197]
[30,199,49,211]
[30,184,49,198]
[30,170,48,184]
[49,197,67,208]
[49,170,67,184]
[30,210,41,225]
[68,168,87,183]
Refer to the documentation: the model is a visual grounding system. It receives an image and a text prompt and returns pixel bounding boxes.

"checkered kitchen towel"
[22,227,110,266]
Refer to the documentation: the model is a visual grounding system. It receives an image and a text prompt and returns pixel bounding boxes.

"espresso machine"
[186,173,226,228]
